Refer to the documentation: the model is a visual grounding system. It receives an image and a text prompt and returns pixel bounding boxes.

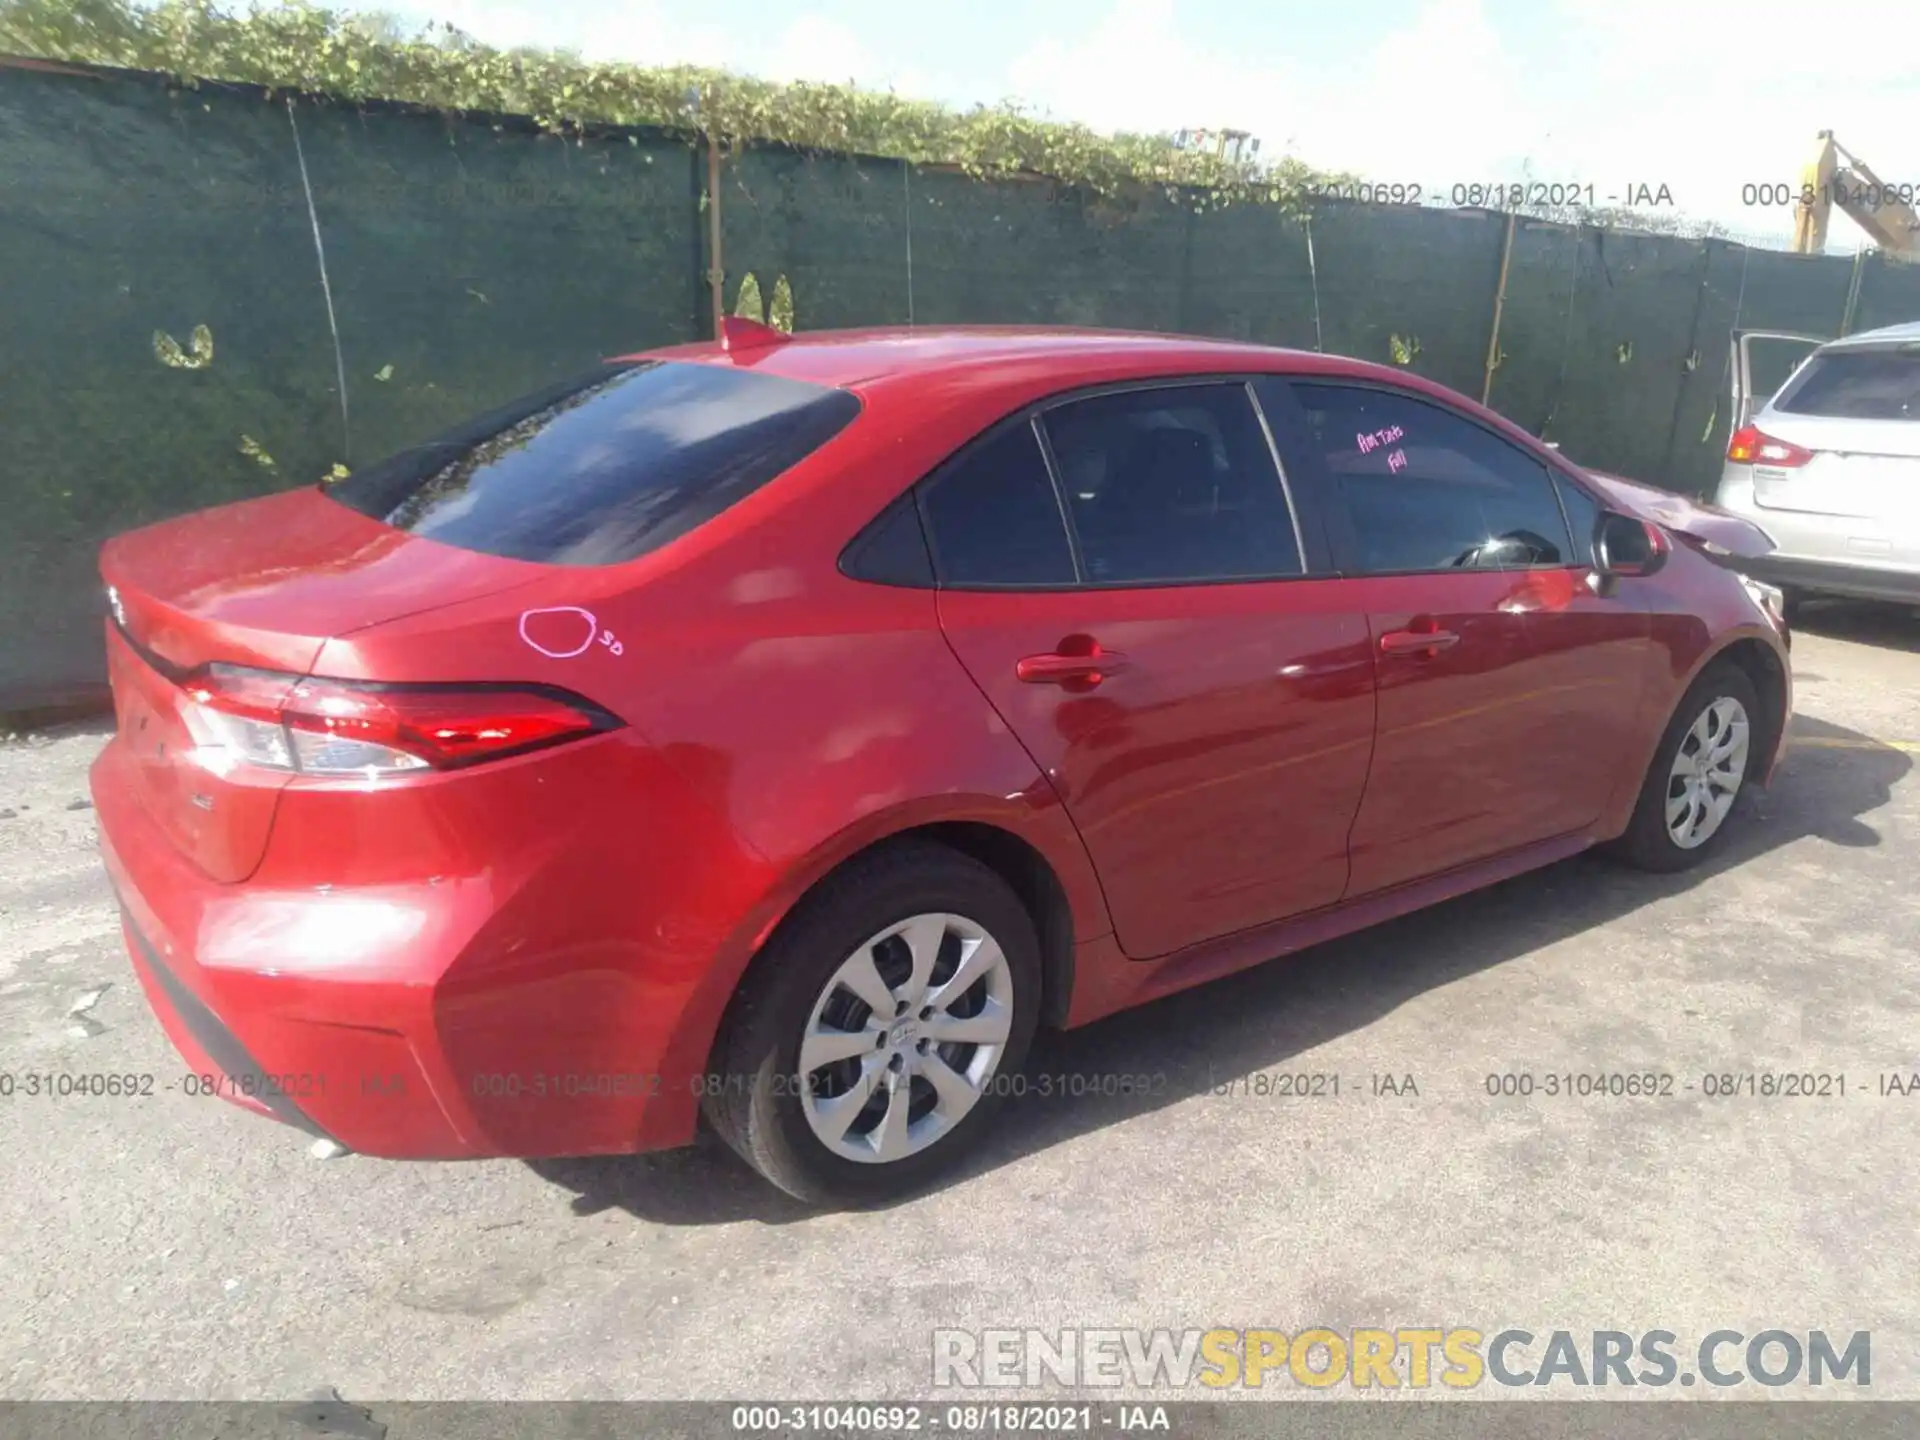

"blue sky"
[379,0,1920,248]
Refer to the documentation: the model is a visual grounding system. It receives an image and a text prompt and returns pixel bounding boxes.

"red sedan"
[92,324,1791,1205]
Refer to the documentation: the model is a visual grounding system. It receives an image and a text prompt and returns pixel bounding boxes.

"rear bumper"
[1740,553,1920,606]
[89,732,744,1160]
[1713,473,1920,604]
[98,809,468,1157]
[117,908,336,1141]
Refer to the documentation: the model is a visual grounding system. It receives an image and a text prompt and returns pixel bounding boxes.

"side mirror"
[1593,511,1670,584]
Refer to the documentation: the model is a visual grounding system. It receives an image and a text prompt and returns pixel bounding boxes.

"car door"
[1272,379,1651,899]
[1731,329,1828,431]
[923,379,1377,960]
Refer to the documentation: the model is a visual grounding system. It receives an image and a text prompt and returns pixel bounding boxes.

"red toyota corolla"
[92,324,1791,1205]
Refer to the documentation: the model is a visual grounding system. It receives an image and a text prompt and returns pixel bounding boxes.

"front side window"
[1552,472,1603,568]
[1039,383,1303,585]
[1291,384,1575,574]
[326,360,861,566]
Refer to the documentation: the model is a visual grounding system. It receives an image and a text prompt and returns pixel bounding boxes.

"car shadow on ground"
[1792,599,1920,654]
[527,712,1910,1226]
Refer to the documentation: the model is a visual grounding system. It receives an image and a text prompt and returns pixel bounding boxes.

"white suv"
[1714,321,1920,612]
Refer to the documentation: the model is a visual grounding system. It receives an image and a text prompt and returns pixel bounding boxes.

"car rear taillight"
[1726,425,1814,468]
[180,665,619,777]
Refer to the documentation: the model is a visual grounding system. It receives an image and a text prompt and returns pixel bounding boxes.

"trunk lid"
[99,487,548,882]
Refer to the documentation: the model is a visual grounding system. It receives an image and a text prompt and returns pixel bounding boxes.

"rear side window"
[1774,347,1920,420]
[920,422,1077,586]
[1040,383,1303,584]
[840,493,934,587]
[325,361,861,565]
[1291,383,1574,574]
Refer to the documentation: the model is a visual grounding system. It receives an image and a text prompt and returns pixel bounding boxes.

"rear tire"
[1604,661,1761,874]
[704,840,1041,1207]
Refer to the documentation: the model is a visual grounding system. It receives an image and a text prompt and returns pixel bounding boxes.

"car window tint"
[325,360,860,566]
[1039,384,1302,584]
[920,421,1076,586]
[1552,472,1603,567]
[1292,384,1575,573]
[840,493,934,587]
[1774,347,1920,420]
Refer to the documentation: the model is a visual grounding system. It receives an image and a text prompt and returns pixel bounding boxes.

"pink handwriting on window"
[1387,449,1408,473]
[1354,424,1407,455]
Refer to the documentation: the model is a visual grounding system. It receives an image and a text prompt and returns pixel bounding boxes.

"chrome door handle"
[1016,643,1128,687]
[1379,629,1459,655]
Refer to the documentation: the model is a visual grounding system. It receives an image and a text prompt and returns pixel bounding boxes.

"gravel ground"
[1,603,1917,1404]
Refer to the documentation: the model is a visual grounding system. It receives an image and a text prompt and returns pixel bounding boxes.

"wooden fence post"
[1482,211,1517,406]
[707,135,725,338]
[1840,247,1866,337]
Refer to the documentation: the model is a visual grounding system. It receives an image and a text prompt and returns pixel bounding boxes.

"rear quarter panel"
[315,378,1130,1128]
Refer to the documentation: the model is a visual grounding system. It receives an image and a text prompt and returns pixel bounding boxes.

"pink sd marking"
[518,606,599,659]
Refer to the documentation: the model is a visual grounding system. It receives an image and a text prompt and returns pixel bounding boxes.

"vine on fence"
[0,0,1345,211]
[733,275,799,333]
[2,2,1745,238]
[151,323,214,369]
[733,274,764,324]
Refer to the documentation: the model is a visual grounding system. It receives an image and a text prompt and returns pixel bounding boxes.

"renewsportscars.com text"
[932,1327,1870,1390]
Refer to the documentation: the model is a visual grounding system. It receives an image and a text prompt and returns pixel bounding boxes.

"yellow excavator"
[1791,132,1920,261]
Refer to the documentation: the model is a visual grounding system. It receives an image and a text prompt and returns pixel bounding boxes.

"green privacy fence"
[5,59,1920,714]
[1,61,703,713]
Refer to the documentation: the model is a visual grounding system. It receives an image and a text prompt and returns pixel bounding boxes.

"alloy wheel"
[798,912,1015,1164]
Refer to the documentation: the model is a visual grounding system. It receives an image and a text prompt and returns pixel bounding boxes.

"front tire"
[1605,661,1761,873]
[705,840,1042,1207]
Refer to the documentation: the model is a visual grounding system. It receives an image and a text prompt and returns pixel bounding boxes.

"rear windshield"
[1774,346,1920,421]
[324,360,861,564]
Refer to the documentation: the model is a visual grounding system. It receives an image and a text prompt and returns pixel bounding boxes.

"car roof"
[1825,319,1920,349]
[609,324,1573,472]
[615,325,1394,389]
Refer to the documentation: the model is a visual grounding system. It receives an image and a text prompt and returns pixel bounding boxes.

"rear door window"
[1039,383,1304,584]
[325,361,861,565]
[1773,347,1920,420]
